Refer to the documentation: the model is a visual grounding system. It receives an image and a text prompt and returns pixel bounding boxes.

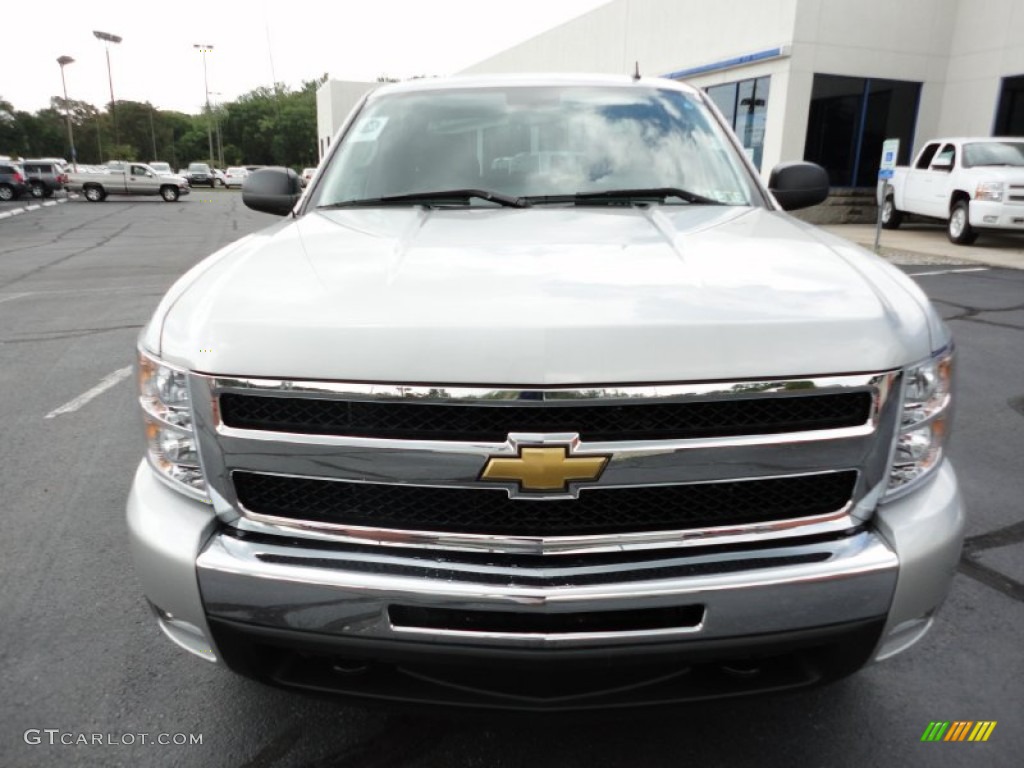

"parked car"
[212,168,228,187]
[224,167,249,188]
[21,159,68,198]
[0,161,30,201]
[149,162,174,176]
[300,167,317,187]
[883,137,1024,244]
[66,162,190,202]
[186,162,215,188]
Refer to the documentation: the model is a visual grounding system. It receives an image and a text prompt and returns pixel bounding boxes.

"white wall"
[937,0,1024,137]
[462,0,798,81]
[316,80,376,159]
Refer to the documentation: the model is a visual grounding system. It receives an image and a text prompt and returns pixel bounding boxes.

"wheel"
[83,185,105,202]
[160,185,180,202]
[30,182,44,199]
[880,196,902,229]
[0,184,14,201]
[209,180,216,188]
[948,200,977,245]
[216,178,225,187]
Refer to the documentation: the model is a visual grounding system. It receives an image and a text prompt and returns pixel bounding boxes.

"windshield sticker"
[351,116,389,142]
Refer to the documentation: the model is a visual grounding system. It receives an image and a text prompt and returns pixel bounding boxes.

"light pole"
[210,91,225,168]
[93,30,122,155]
[148,103,158,160]
[193,44,215,166]
[57,56,77,171]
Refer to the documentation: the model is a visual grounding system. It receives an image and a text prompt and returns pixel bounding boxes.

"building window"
[804,74,921,188]
[995,75,1024,135]
[705,76,770,170]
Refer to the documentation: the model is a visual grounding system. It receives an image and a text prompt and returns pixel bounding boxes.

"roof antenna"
[633,61,641,81]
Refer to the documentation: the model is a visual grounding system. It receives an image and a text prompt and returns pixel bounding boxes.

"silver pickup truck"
[127,74,964,710]
[66,163,190,202]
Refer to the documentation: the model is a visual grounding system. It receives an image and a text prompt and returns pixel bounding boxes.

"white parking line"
[909,267,991,277]
[0,195,72,220]
[0,292,31,305]
[45,366,133,419]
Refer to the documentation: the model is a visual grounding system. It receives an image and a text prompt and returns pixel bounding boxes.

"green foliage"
[1,74,327,167]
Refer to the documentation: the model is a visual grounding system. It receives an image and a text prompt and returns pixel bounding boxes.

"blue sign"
[878,169,894,180]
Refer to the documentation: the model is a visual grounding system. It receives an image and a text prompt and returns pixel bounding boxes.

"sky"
[2,0,610,115]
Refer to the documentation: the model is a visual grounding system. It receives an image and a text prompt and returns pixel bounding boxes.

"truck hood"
[157,206,935,383]
[959,166,1024,184]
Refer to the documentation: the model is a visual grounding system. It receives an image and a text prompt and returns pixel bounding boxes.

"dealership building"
[317,0,1024,193]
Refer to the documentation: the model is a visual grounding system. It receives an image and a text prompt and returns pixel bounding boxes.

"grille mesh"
[233,470,857,536]
[220,392,873,442]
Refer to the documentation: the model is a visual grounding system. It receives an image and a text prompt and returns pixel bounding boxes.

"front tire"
[948,200,977,245]
[160,185,180,202]
[0,184,15,201]
[29,182,44,199]
[83,185,105,202]
[880,196,902,229]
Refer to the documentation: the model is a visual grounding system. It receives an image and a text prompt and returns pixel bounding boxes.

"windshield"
[189,163,210,172]
[150,163,171,173]
[963,141,1024,168]
[313,85,757,207]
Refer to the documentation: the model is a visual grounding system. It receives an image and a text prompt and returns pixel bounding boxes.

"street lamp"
[193,44,215,166]
[148,103,158,161]
[93,30,122,155]
[210,91,225,168]
[57,56,77,172]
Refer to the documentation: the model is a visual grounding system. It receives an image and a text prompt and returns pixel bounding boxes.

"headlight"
[138,349,209,502]
[885,347,954,500]
[975,181,1004,202]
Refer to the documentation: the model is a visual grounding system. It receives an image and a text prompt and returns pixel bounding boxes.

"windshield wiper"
[319,189,528,209]
[523,187,726,206]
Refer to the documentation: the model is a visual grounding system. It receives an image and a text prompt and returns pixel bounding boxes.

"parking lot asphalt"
[822,221,1024,270]
[0,194,1022,767]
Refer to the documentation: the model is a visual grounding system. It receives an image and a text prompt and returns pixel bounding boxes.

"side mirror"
[768,161,830,211]
[242,167,302,215]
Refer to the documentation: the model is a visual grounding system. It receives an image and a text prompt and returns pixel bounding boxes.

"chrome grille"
[219,391,873,442]
[233,470,858,536]
[191,373,901,554]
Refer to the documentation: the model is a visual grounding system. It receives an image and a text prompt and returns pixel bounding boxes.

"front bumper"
[126,459,964,707]
[969,199,1024,229]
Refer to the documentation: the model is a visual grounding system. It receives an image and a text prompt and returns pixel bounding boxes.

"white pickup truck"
[127,75,964,709]
[66,162,190,202]
[882,137,1024,243]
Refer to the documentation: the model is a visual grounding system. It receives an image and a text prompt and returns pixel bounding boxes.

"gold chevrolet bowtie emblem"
[480,447,608,492]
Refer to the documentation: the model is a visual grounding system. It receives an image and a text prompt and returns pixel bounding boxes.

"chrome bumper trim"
[197,530,898,649]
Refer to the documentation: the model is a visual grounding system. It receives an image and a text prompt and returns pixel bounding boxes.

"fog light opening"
[331,658,371,677]
[721,660,762,678]
[875,614,935,661]
[151,603,218,663]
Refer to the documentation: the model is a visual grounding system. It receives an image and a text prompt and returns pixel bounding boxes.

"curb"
[0,193,78,221]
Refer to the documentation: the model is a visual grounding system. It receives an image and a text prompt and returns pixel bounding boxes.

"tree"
[1,71,324,168]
